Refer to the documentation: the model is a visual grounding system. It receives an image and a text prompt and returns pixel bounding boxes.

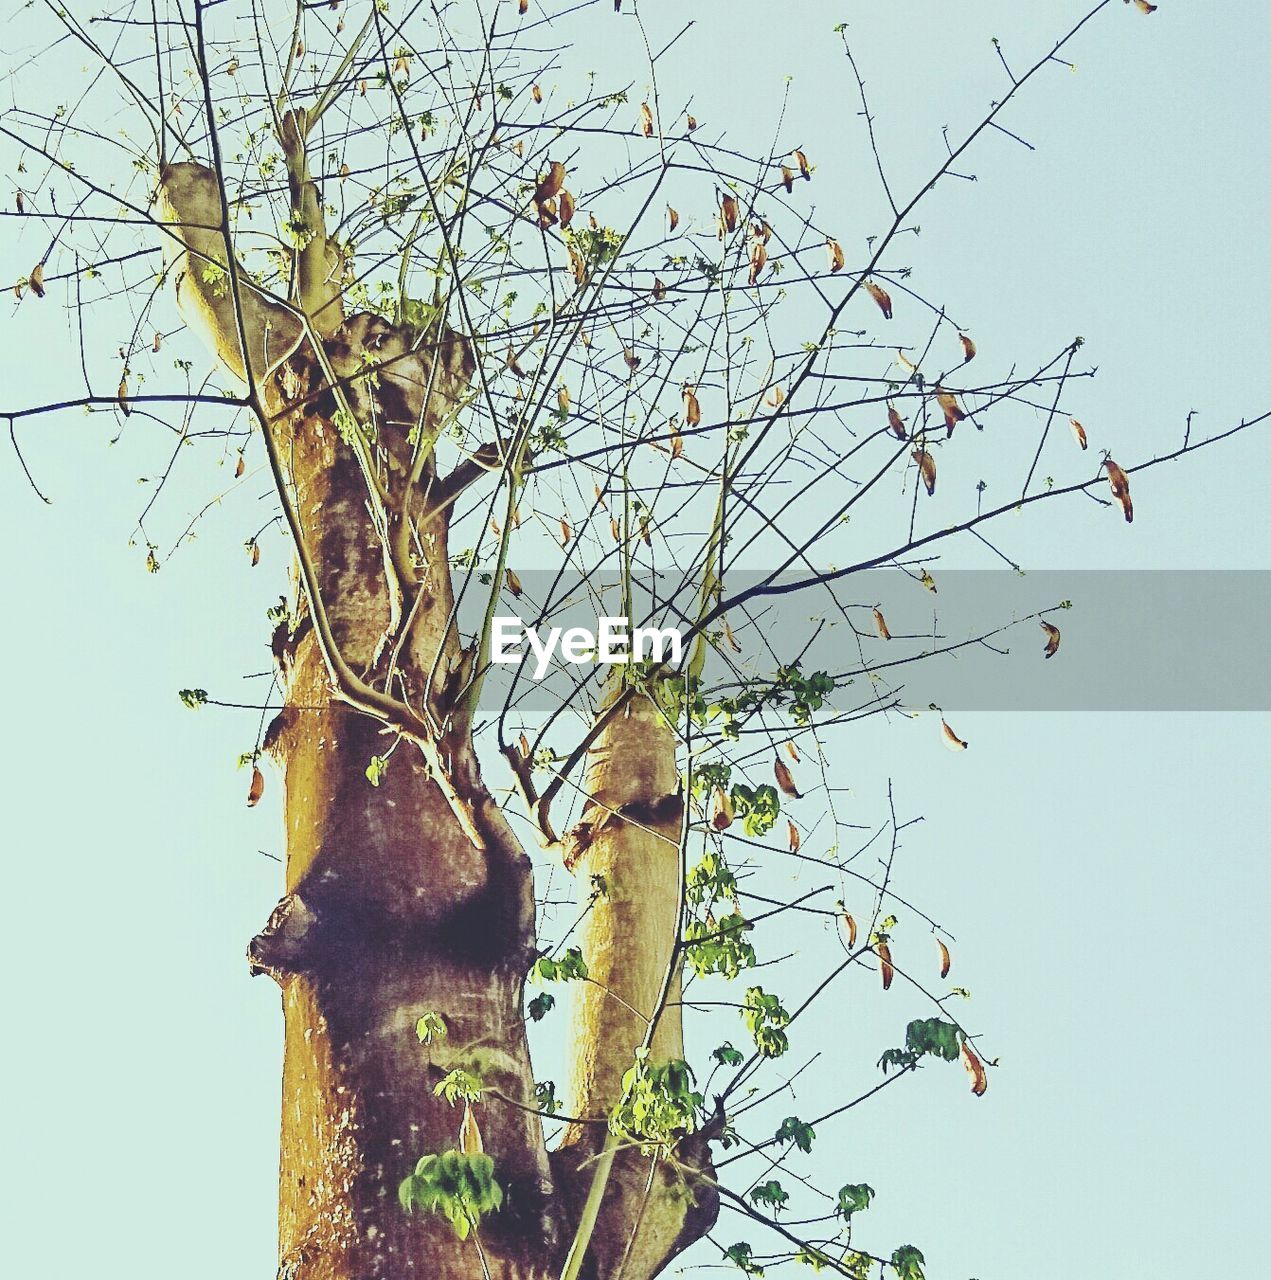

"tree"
[2,2,1264,1278]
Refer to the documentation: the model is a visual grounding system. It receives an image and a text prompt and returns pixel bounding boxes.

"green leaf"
[741,987,791,1058]
[836,1182,875,1219]
[723,1241,765,1277]
[712,1041,744,1066]
[415,1011,447,1045]
[398,1149,504,1239]
[610,1054,703,1150]
[774,1116,815,1153]
[904,1017,963,1062]
[533,1080,562,1116]
[178,688,208,709]
[365,754,390,787]
[433,1068,483,1105]
[529,946,589,984]
[748,1180,789,1212]
[890,1245,926,1280]
[527,992,555,1021]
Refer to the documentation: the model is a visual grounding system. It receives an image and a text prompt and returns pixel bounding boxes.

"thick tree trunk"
[246,331,558,1279]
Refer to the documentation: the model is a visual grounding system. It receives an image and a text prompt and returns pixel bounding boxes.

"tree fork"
[153,159,720,1280]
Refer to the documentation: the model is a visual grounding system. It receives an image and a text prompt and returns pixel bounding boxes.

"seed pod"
[839,910,858,949]
[937,938,952,980]
[864,279,893,319]
[1105,457,1133,523]
[961,1039,988,1096]
[913,448,937,497]
[877,940,894,990]
[247,766,265,808]
[1040,620,1061,659]
[935,389,965,436]
[774,757,801,798]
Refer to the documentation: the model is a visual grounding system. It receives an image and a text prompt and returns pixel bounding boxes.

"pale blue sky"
[1,3,1268,1277]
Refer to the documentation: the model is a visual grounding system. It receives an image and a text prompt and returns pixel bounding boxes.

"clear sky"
[1,3,1268,1278]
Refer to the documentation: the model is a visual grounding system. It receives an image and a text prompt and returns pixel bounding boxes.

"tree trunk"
[245,328,558,1279]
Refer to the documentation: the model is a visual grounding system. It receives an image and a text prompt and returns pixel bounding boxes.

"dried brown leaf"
[683,385,701,427]
[719,192,739,236]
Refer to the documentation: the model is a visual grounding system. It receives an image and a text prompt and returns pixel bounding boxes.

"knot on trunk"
[248,892,320,980]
